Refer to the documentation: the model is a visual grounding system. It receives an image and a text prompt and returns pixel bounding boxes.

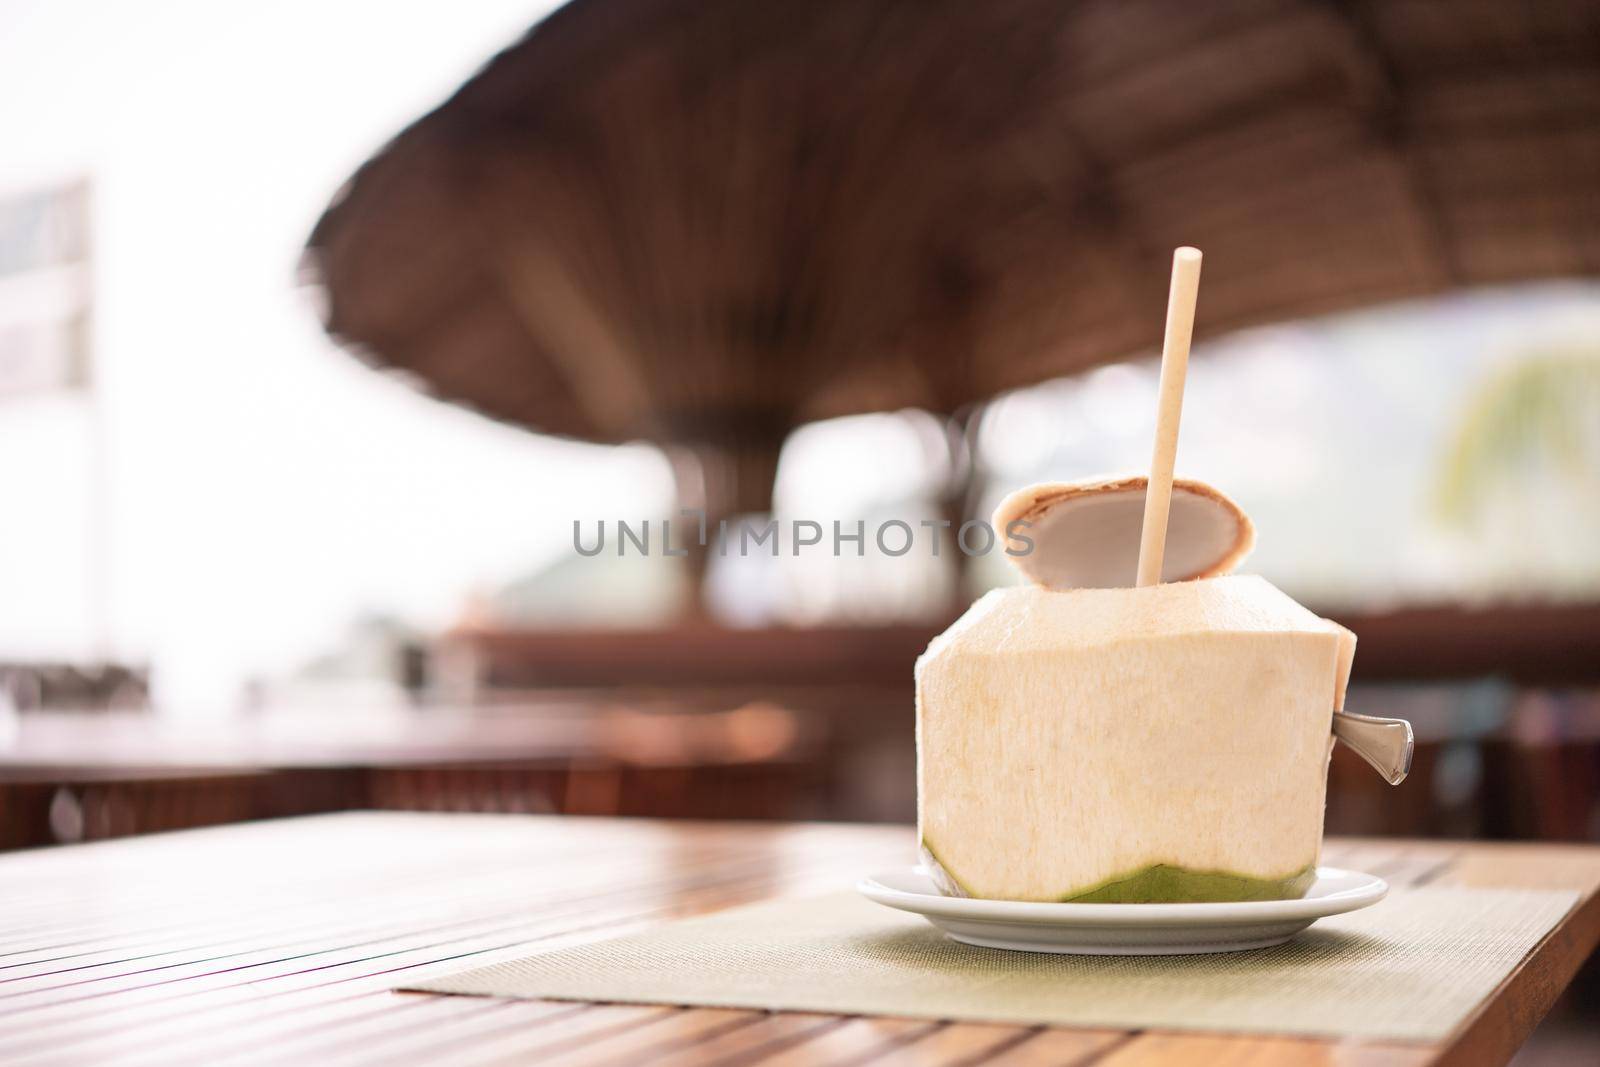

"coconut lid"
[992,475,1255,590]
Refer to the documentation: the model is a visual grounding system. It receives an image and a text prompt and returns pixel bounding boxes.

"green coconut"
[915,477,1352,903]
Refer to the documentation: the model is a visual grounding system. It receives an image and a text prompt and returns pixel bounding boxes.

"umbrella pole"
[671,437,782,620]
[940,404,984,613]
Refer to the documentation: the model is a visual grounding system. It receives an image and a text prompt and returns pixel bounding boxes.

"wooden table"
[1,814,1596,1066]
[0,708,838,849]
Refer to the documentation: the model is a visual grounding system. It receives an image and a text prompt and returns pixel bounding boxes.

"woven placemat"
[407,887,1577,1041]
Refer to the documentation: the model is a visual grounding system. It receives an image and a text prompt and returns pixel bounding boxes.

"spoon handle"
[1333,712,1414,785]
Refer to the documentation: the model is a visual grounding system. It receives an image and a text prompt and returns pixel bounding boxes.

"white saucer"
[857,866,1387,955]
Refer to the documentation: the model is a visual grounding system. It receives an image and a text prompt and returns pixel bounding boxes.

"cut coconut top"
[992,475,1255,590]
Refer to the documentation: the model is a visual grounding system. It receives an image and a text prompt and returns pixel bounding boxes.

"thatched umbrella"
[305,0,1600,602]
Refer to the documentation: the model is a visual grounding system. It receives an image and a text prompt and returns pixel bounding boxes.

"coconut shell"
[992,475,1255,590]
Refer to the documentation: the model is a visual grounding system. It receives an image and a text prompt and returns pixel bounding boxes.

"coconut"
[916,475,1352,903]
[992,475,1254,589]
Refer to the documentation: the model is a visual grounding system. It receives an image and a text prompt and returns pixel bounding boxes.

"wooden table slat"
[1091,1033,1433,1066]
[378,1003,675,1067]
[978,1029,1136,1067]
[865,1023,1040,1067]
[536,1007,765,1067]
[635,1012,849,1067]
[749,1016,939,1066]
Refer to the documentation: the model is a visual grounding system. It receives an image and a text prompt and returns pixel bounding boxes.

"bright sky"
[0,0,675,713]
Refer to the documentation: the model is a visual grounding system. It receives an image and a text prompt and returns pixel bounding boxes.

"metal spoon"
[1333,711,1414,785]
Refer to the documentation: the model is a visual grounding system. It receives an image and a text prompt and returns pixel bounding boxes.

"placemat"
[407,887,1577,1041]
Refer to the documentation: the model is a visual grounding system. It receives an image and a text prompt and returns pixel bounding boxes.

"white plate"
[857,866,1387,955]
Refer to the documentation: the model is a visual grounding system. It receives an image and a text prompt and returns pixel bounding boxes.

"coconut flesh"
[917,476,1353,903]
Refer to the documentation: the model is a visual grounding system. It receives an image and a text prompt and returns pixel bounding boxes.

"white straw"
[1135,247,1203,587]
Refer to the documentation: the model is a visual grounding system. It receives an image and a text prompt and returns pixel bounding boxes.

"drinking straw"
[1135,247,1203,587]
